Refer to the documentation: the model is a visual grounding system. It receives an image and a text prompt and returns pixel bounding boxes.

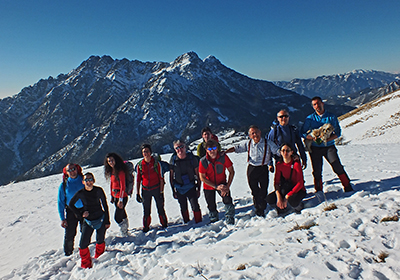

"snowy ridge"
[274,69,400,105]
[1,116,400,279]
[339,89,400,144]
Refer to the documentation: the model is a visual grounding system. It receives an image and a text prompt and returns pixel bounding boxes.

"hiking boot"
[226,216,235,225]
[255,209,265,217]
[119,218,129,237]
[344,184,354,192]
[209,211,219,223]
[294,202,304,214]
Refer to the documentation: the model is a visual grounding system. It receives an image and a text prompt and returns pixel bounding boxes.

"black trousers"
[142,188,167,218]
[266,189,306,209]
[204,189,233,213]
[64,207,82,255]
[247,165,269,212]
[79,219,106,249]
[310,145,346,182]
[113,196,128,224]
[177,187,201,212]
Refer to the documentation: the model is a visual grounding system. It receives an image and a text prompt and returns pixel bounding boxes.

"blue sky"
[1,0,399,98]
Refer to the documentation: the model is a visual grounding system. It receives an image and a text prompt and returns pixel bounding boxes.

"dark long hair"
[104,152,128,179]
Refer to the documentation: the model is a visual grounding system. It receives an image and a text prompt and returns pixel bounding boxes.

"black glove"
[110,196,115,204]
[136,194,143,203]
[173,190,178,199]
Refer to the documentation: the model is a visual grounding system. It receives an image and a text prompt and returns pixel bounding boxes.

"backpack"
[136,155,161,177]
[124,161,135,196]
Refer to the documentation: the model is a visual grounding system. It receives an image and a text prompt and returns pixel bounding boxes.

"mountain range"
[274,69,400,105]
[1,52,323,185]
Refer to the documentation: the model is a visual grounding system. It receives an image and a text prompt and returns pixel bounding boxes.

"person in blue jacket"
[268,109,307,169]
[57,163,84,256]
[301,97,353,193]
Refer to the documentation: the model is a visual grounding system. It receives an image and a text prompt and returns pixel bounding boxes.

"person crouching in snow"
[199,139,235,224]
[69,172,110,268]
[266,143,306,214]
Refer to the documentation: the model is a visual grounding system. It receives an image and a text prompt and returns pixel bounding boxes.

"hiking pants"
[247,165,269,212]
[266,189,306,209]
[64,207,82,255]
[79,219,106,249]
[113,196,128,224]
[204,189,233,213]
[142,188,167,218]
[177,187,201,213]
[310,145,347,184]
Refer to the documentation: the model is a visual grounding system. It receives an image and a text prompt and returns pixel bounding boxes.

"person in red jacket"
[199,139,235,224]
[136,144,168,232]
[104,152,129,236]
[267,143,306,214]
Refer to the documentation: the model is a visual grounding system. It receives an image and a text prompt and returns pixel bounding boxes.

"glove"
[110,196,115,204]
[173,190,178,199]
[136,194,143,203]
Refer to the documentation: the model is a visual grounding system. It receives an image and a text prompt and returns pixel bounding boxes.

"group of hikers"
[57,96,354,268]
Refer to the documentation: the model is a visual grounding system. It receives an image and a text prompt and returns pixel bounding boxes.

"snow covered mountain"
[274,69,400,105]
[2,51,330,186]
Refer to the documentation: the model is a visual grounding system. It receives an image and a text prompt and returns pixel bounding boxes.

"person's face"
[206,145,218,159]
[280,145,293,159]
[248,128,261,143]
[66,164,78,179]
[142,148,151,160]
[83,175,94,191]
[107,157,115,168]
[277,111,290,126]
[202,131,212,142]
[312,99,325,115]
[174,143,186,159]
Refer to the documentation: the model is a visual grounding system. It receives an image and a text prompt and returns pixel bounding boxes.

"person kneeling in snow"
[199,139,235,224]
[69,172,110,268]
[266,143,306,214]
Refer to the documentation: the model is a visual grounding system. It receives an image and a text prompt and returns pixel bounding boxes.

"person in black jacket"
[169,140,202,223]
[69,172,110,269]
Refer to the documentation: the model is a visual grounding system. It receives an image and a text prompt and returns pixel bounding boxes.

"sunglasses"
[66,167,76,172]
[207,146,217,151]
[175,145,185,151]
[278,115,289,118]
[84,178,94,182]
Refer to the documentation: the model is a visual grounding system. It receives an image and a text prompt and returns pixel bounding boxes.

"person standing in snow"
[136,144,168,232]
[69,172,110,268]
[57,163,84,256]
[225,125,278,217]
[199,139,235,224]
[268,109,307,169]
[104,152,130,236]
[197,127,221,158]
[169,140,202,224]
[301,96,353,193]
[266,143,306,214]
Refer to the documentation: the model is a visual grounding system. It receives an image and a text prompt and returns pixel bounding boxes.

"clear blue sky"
[1,0,399,98]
